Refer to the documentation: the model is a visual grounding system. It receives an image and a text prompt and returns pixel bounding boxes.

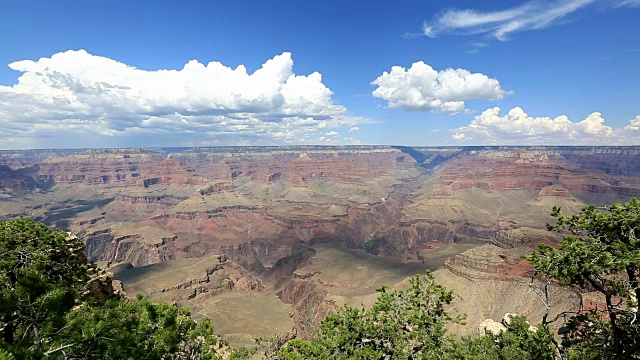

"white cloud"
[452,132,467,140]
[349,126,360,132]
[617,0,640,7]
[0,50,367,149]
[625,115,640,131]
[450,107,640,145]
[423,0,595,41]
[371,61,510,114]
[325,130,339,137]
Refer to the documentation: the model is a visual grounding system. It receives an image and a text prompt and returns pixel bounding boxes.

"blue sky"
[0,0,639,149]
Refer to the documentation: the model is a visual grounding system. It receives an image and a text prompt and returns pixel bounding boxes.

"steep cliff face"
[275,276,335,337]
[0,165,38,191]
[84,227,177,267]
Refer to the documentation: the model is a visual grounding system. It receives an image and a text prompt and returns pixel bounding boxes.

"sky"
[1,0,639,149]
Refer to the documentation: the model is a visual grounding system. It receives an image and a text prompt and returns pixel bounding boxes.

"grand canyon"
[1,146,639,347]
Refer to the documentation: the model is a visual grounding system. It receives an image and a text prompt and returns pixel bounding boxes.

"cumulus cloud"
[422,0,595,41]
[0,50,367,149]
[325,130,339,137]
[626,115,640,131]
[452,133,467,140]
[450,107,640,145]
[371,61,510,114]
[349,126,360,132]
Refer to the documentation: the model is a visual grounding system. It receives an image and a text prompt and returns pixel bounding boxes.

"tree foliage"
[0,218,92,357]
[276,272,557,360]
[51,296,222,359]
[278,272,459,359]
[0,218,223,359]
[460,316,557,360]
[527,198,640,359]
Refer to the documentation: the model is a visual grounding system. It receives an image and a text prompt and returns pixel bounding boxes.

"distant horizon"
[3,144,640,153]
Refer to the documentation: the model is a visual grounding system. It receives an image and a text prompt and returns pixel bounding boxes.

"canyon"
[1,145,639,347]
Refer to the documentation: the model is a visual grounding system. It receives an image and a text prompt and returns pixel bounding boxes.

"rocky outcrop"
[276,277,336,337]
[491,227,557,248]
[478,313,537,334]
[444,244,533,281]
[84,228,176,267]
[82,267,124,305]
[537,186,572,198]
[112,254,264,303]
[478,319,506,335]
[198,182,235,195]
[114,194,188,204]
[365,219,497,257]
[74,216,106,227]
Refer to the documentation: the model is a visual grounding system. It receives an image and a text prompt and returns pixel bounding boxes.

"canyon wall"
[3,146,640,265]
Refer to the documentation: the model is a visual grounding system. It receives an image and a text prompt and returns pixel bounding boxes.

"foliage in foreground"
[0,218,222,359]
[527,198,640,359]
[0,218,91,358]
[275,272,557,360]
[278,272,460,359]
[53,295,222,359]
